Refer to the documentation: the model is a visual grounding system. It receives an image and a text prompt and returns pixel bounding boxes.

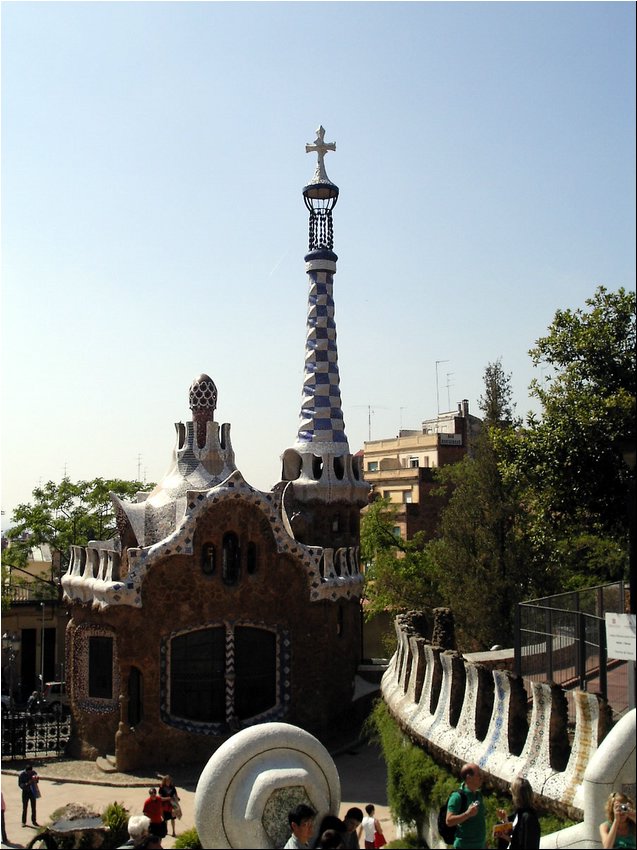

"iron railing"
[1,710,71,759]
[515,581,630,722]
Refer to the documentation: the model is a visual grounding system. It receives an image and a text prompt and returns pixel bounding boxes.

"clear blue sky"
[2,1,635,530]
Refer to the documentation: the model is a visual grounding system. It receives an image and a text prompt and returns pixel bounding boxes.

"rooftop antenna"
[137,453,142,481]
[353,404,389,441]
[445,372,455,412]
[435,360,449,415]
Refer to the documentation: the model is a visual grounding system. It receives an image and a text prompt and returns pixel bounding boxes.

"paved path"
[1,740,395,848]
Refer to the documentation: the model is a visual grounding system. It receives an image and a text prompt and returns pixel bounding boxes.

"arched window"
[168,625,279,726]
[246,542,258,574]
[222,532,240,585]
[170,628,225,722]
[201,543,216,576]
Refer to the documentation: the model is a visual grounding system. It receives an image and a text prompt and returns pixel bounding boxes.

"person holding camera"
[600,792,636,848]
[445,762,486,848]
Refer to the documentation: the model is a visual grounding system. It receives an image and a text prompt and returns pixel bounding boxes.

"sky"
[1,1,635,531]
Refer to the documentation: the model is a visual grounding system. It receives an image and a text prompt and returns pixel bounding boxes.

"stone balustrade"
[381,618,612,819]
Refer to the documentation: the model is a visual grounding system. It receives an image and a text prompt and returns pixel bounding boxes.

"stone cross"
[305,125,336,182]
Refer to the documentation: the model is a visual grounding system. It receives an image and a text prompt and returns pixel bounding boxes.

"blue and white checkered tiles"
[297,270,348,445]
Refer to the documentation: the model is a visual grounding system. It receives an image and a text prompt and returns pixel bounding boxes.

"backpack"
[437,789,467,846]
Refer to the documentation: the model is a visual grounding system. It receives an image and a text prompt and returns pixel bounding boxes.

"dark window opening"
[333,456,345,480]
[201,543,216,576]
[88,636,113,699]
[246,542,258,574]
[312,455,323,479]
[331,514,340,532]
[171,629,225,722]
[128,666,143,727]
[222,532,240,585]
[235,627,276,720]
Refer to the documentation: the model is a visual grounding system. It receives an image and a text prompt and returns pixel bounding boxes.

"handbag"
[172,800,182,820]
[373,831,386,848]
[32,783,41,799]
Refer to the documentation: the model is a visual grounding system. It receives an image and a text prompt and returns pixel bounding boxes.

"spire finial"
[305,125,336,185]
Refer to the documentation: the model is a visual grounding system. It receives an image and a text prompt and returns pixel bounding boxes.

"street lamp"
[2,631,21,709]
[40,602,46,694]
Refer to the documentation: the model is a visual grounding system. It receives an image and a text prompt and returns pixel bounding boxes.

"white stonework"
[381,618,619,817]
[194,722,341,849]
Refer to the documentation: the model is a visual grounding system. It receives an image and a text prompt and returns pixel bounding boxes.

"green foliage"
[428,430,544,649]
[497,286,635,589]
[367,700,438,837]
[101,801,130,848]
[506,286,635,535]
[479,358,519,428]
[174,827,202,849]
[7,477,154,568]
[361,498,443,619]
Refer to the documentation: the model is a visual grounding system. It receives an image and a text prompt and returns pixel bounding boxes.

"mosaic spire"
[280,127,368,508]
[297,127,346,451]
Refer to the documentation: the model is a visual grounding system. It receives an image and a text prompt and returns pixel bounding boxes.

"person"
[158,774,180,837]
[495,775,541,849]
[136,835,164,850]
[27,691,40,713]
[600,792,636,849]
[318,829,346,849]
[359,804,382,849]
[1,791,9,845]
[116,814,151,848]
[342,807,364,850]
[284,803,317,849]
[136,835,163,850]
[445,762,486,849]
[143,787,167,839]
[313,816,346,849]
[18,762,40,827]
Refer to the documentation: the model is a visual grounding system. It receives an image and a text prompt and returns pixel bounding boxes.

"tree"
[479,358,518,427]
[6,477,154,569]
[427,430,544,650]
[499,286,635,583]
[361,498,443,619]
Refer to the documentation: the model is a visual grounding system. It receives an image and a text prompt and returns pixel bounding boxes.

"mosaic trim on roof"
[63,469,363,609]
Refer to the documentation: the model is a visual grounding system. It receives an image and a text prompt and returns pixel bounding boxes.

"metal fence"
[514,581,630,722]
[1,710,71,759]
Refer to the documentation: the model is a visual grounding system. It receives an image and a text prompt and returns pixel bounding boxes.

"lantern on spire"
[303,126,339,252]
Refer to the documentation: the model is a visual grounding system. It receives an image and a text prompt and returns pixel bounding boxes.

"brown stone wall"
[68,499,362,768]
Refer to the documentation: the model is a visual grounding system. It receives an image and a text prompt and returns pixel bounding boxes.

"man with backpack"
[444,762,486,848]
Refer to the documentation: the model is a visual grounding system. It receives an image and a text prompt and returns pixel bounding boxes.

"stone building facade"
[61,127,369,769]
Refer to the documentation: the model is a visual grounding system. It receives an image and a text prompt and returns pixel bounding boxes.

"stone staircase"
[95,753,117,773]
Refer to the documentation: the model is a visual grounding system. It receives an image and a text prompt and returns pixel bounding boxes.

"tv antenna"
[435,360,449,415]
[353,404,389,441]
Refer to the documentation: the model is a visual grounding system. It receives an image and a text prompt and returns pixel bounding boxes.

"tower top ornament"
[305,125,336,186]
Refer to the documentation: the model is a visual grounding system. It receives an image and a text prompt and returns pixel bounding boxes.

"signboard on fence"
[605,613,636,661]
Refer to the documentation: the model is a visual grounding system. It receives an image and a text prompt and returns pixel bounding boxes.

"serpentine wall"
[381,617,612,820]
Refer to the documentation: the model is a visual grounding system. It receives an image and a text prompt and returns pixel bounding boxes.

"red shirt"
[143,795,164,824]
